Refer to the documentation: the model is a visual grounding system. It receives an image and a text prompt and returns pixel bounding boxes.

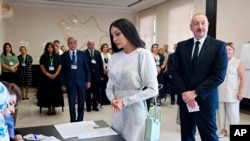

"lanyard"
[50,57,54,66]
[22,55,26,63]
[104,54,108,63]
[90,51,94,58]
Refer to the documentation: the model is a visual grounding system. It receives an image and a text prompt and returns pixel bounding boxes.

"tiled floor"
[15,88,250,141]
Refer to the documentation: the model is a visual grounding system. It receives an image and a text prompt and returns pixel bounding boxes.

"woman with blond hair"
[17,46,33,100]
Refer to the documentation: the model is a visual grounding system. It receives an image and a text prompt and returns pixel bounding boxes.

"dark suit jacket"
[60,50,91,88]
[167,52,175,76]
[83,49,104,81]
[173,36,228,110]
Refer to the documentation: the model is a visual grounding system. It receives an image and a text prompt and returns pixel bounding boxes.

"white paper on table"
[54,121,95,139]
[186,101,200,112]
[23,134,60,141]
[41,136,61,141]
[85,121,99,128]
[78,127,118,139]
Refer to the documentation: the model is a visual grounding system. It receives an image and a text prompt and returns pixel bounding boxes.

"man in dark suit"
[84,40,104,112]
[167,44,177,105]
[172,13,228,141]
[60,37,91,122]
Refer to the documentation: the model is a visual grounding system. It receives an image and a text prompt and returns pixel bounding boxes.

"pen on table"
[34,134,38,141]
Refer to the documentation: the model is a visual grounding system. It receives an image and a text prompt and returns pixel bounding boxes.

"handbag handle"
[144,96,162,121]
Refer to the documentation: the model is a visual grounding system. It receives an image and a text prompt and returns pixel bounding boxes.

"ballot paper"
[54,121,117,139]
[23,134,60,141]
[186,101,200,112]
[54,121,96,139]
[78,127,118,139]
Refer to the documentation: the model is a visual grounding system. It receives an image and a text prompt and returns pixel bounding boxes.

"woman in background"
[217,42,246,137]
[106,18,158,141]
[17,46,33,100]
[107,48,113,55]
[100,43,111,105]
[60,45,68,52]
[37,42,64,115]
[1,43,19,84]
[151,43,167,101]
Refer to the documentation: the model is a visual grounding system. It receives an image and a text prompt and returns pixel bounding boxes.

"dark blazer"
[167,52,175,76]
[60,50,91,88]
[173,36,228,110]
[83,49,104,81]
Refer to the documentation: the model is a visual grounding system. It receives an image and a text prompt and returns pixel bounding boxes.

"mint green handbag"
[144,97,162,141]
[137,48,162,141]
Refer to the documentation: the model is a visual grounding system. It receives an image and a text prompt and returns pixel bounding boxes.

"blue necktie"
[72,51,76,63]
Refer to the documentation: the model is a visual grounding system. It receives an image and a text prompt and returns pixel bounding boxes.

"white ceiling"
[6,0,167,12]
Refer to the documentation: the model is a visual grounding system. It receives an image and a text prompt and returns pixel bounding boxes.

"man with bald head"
[84,40,104,112]
[172,13,228,141]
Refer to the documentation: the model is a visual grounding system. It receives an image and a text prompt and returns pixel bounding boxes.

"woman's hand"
[111,97,124,114]
[237,92,243,101]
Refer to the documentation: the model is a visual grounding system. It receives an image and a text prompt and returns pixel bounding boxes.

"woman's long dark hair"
[3,42,15,56]
[43,42,57,57]
[109,18,144,53]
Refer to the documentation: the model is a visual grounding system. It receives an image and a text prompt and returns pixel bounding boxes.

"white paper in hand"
[186,101,200,112]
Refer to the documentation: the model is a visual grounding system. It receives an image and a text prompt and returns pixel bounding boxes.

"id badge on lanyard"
[91,59,96,64]
[71,64,77,69]
[9,61,14,66]
[49,57,55,71]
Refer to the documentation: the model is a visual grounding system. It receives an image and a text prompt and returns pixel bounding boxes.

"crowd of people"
[0,13,246,141]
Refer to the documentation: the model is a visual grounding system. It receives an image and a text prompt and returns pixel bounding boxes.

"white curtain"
[139,7,155,50]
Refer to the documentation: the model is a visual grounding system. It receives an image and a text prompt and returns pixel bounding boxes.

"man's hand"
[86,82,91,89]
[182,90,198,108]
[61,85,67,92]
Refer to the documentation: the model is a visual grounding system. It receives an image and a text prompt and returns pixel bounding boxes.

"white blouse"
[219,57,241,102]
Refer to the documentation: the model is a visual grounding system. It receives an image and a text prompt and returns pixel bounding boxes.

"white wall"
[154,0,205,51]
[217,0,250,57]
[0,19,6,50]
[4,0,250,63]
[5,5,134,64]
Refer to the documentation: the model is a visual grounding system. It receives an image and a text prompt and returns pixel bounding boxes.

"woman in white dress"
[217,42,246,137]
[106,18,158,141]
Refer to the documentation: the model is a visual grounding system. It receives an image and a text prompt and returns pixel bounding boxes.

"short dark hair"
[53,40,60,44]
[226,42,235,51]
[109,18,143,53]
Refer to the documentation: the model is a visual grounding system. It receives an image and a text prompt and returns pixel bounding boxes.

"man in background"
[84,40,104,112]
[53,40,63,55]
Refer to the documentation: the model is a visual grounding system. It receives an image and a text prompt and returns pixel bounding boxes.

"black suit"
[167,52,176,103]
[84,49,104,110]
[173,36,228,141]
